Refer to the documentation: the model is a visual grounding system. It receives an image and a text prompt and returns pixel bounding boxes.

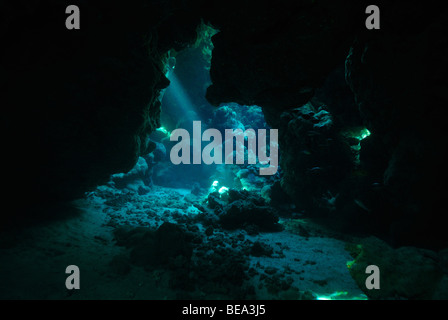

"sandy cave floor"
[0,185,366,300]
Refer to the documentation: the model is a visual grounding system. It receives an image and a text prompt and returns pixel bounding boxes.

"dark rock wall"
[205,0,364,124]
[2,0,202,207]
[205,1,448,248]
[344,2,448,247]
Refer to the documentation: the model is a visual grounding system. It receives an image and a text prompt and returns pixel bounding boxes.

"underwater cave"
[1,0,448,302]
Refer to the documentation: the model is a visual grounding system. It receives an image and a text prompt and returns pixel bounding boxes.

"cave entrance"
[146,24,281,202]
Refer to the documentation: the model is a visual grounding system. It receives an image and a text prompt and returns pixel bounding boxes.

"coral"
[206,188,281,232]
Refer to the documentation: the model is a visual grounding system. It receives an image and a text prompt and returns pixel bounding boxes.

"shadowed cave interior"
[1,0,448,300]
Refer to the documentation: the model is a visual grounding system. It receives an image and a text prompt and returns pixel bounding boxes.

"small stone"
[265,267,277,275]
[250,241,274,257]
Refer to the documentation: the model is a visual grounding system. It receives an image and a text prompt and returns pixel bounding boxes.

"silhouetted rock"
[348,237,445,299]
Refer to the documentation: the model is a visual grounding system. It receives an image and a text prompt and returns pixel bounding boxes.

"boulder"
[348,237,445,299]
